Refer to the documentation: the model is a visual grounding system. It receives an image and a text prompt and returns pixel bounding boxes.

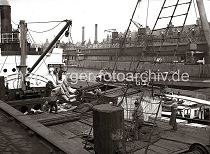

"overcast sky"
[9,0,210,44]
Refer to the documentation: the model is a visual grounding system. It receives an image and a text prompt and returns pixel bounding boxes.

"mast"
[19,20,27,90]
[196,0,210,64]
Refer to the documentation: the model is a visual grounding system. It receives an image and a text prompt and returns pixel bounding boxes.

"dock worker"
[132,99,144,140]
[45,81,55,97]
[49,88,59,113]
[42,101,49,112]
[58,67,64,81]
[58,69,63,81]
[76,86,84,103]
[169,100,178,131]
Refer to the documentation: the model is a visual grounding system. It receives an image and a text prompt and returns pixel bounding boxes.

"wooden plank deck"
[157,118,209,145]
[29,110,92,126]
[139,118,209,153]
[25,101,210,154]
[0,100,90,154]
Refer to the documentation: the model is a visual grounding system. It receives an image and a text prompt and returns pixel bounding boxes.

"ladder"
[151,0,193,35]
[145,0,193,60]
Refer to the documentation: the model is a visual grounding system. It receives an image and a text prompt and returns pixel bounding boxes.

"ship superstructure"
[0,0,67,89]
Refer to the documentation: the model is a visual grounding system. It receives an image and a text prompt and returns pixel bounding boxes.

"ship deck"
[0,99,209,154]
[29,109,210,154]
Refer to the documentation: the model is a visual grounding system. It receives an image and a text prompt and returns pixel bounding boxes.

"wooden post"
[93,104,125,154]
[19,20,27,90]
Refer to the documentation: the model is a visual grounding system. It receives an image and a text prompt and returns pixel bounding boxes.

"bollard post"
[93,104,126,154]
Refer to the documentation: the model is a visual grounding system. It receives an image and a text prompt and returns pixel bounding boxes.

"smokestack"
[82,26,85,44]
[94,24,98,44]
[0,0,12,33]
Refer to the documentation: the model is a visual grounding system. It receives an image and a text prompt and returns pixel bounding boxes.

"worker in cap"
[132,98,144,140]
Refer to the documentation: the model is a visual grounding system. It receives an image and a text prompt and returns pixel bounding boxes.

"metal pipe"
[27,20,72,75]
[196,0,210,64]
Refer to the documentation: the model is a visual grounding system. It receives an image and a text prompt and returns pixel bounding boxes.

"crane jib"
[27,20,72,76]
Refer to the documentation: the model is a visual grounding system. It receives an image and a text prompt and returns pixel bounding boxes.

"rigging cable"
[193,0,198,19]
[28,31,36,45]
[117,0,167,107]
[118,0,166,107]
[146,0,150,27]
[27,20,65,24]
[94,0,142,106]
[11,20,19,26]
[112,0,142,72]
[116,7,163,147]
[0,56,8,73]
[28,55,57,84]
[28,21,63,33]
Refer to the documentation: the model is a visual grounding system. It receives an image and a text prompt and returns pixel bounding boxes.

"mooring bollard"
[93,104,126,154]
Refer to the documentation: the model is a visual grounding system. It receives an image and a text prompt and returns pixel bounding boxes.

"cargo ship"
[63,0,210,101]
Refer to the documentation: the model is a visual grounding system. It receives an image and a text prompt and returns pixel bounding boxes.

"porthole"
[3,69,7,73]
[12,68,16,72]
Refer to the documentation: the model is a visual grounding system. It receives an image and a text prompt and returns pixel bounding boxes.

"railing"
[5,73,50,89]
[1,33,19,43]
